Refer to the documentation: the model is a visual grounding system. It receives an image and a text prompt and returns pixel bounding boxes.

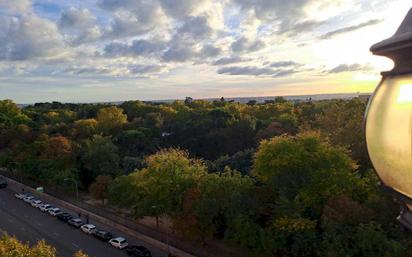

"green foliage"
[109,149,207,222]
[208,148,254,175]
[253,133,361,216]
[80,135,120,185]
[74,119,98,139]
[319,222,405,257]
[0,99,29,127]
[97,106,127,135]
[1,99,409,257]
[173,168,255,241]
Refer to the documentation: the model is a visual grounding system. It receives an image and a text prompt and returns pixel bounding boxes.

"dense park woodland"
[0,97,411,257]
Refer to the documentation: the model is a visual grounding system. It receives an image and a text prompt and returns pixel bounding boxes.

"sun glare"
[398,84,412,103]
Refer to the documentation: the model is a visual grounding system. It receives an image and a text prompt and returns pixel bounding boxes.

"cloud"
[200,45,222,58]
[328,63,373,73]
[58,7,101,45]
[280,20,325,35]
[231,0,328,34]
[58,8,95,29]
[178,15,213,39]
[213,56,252,65]
[98,0,166,39]
[270,61,302,68]
[320,19,383,39]
[231,36,265,53]
[162,46,197,63]
[218,66,275,76]
[272,69,297,78]
[158,0,206,18]
[0,14,65,61]
[128,64,167,75]
[104,39,165,58]
[161,34,198,62]
[0,0,31,12]
[217,65,299,77]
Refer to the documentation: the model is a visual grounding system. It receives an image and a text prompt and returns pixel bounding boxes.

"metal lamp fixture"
[365,8,412,228]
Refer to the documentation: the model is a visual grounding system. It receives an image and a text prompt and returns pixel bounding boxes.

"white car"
[31,200,42,208]
[39,204,53,212]
[80,224,96,234]
[23,196,35,203]
[15,193,26,199]
[48,208,63,216]
[109,237,128,249]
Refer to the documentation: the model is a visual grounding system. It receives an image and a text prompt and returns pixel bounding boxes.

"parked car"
[39,204,53,212]
[0,177,7,189]
[126,245,151,257]
[48,208,63,216]
[109,237,129,249]
[15,193,26,199]
[92,229,113,241]
[68,218,84,228]
[57,212,73,222]
[80,224,96,234]
[23,196,35,203]
[31,200,42,208]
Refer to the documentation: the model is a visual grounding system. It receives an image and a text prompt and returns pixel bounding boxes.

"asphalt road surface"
[0,188,166,257]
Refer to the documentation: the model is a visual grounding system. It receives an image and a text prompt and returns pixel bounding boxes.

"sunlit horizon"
[0,0,409,103]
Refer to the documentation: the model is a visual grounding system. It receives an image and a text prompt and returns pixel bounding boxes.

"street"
[0,188,166,257]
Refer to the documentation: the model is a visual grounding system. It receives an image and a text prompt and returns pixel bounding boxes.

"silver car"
[39,204,53,212]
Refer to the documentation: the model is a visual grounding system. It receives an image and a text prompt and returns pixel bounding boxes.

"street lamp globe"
[365,8,412,227]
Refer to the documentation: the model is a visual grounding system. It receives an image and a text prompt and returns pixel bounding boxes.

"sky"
[0,0,410,103]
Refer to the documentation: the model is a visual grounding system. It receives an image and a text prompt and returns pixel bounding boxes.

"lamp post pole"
[64,178,79,201]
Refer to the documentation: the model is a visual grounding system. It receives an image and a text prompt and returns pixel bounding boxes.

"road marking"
[72,243,80,248]
[52,232,59,237]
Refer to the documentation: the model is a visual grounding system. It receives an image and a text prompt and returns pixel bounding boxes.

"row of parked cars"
[14,192,152,257]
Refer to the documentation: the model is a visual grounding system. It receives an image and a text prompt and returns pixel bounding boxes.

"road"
[0,188,166,257]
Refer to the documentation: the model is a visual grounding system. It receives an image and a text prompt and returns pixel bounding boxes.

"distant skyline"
[0,0,409,103]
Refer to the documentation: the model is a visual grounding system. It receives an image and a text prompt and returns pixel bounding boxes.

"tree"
[0,100,30,148]
[74,119,98,138]
[0,235,88,257]
[116,128,156,156]
[0,99,29,128]
[313,99,370,171]
[89,175,113,204]
[109,149,207,227]
[16,135,74,184]
[209,148,254,175]
[253,132,361,216]
[97,106,127,134]
[173,169,255,242]
[274,96,287,103]
[80,135,120,186]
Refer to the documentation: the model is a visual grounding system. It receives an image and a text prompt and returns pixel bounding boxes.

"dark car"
[0,176,7,189]
[68,218,84,228]
[57,212,73,222]
[126,245,151,257]
[92,229,113,241]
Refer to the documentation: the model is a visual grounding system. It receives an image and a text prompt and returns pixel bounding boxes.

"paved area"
[0,187,166,257]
